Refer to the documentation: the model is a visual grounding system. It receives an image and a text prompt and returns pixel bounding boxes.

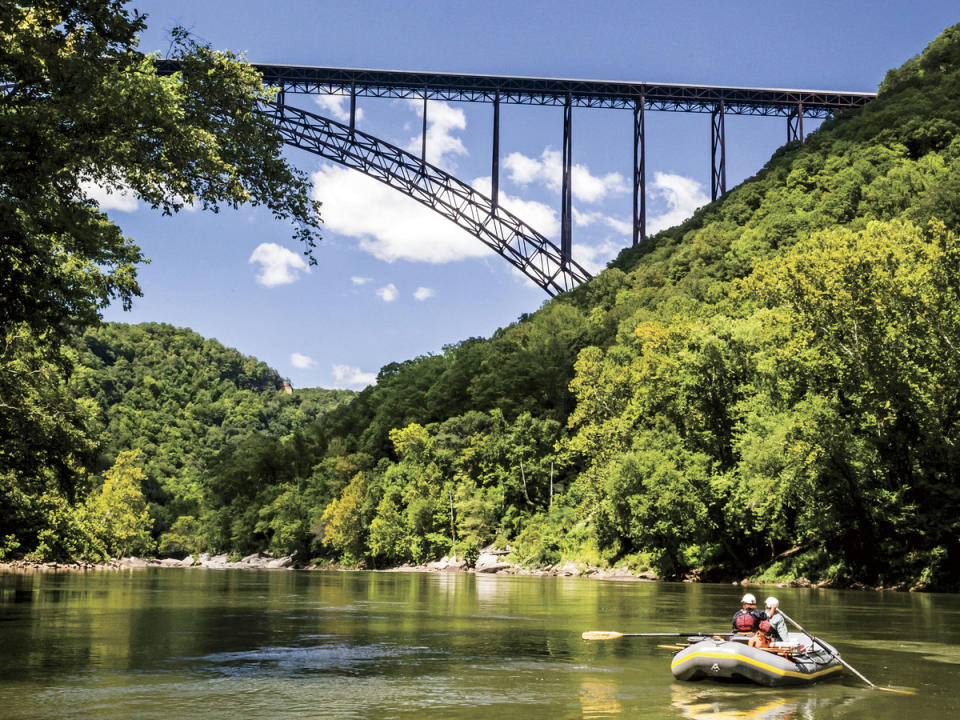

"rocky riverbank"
[0,552,299,573]
[0,548,657,580]
[0,550,875,588]
[387,548,659,580]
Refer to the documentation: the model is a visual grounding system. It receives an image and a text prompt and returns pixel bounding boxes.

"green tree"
[86,450,154,558]
[1,1,323,559]
[318,472,369,563]
[1,1,320,339]
[158,515,204,558]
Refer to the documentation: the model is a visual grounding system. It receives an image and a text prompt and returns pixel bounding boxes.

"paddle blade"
[582,631,624,640]
[876,686,917,695]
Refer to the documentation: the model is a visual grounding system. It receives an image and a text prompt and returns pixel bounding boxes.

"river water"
[1,569,957,719]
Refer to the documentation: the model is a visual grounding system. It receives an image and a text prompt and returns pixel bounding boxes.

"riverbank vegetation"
[3,6,960,590]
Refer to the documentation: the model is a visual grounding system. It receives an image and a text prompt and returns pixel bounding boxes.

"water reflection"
[578,679,622,718]
[670,684,861,719]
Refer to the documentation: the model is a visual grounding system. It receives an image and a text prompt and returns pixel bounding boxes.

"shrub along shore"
[0,554,906,591]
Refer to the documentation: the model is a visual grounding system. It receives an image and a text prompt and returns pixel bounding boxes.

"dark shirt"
[732,608,767,632]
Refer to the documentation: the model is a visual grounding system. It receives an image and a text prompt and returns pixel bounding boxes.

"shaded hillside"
[71,323,353,528]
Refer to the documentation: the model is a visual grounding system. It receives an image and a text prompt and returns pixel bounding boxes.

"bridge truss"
[270,101,591,295]
[158,60,876,294]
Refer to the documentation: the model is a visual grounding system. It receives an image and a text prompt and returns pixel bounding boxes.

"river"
[1,569,957,719]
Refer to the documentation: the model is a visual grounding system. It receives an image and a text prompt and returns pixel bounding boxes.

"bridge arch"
[269,101,592,296]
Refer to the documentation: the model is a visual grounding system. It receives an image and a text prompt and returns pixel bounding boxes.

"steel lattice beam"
[787,102,805,143]
[269,101,591,296]
[155,61,875,117]
[711,102,727,201]
[633,98,646,245]
[154,60,877,280]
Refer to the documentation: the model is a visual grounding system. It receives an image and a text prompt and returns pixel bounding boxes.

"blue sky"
[96,1,959,389]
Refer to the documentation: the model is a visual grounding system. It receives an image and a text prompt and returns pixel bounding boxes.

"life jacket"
[749,630,771,648]
[733,609,757,632]
[748,619,773,648]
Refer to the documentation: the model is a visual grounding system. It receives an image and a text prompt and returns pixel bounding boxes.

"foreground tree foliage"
[0,1,321,558]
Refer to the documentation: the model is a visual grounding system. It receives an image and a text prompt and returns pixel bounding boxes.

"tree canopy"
[4,6,960,591]
[1,0,321,338]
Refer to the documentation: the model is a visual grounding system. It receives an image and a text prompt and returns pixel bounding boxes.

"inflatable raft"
[671,633,843,687]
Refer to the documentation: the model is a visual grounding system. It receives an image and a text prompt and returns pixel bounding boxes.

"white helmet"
[765,596,779,608]
[741,593,756,604]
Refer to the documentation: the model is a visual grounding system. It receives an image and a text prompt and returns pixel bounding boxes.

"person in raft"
[731,593,766,633]
[748,596,789,648]
[762,597,788,642]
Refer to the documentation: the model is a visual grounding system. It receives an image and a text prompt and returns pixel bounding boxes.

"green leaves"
[84,450,153,558]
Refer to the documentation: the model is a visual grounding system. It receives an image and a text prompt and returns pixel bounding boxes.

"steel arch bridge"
[268,101,591,296]
[158,60,876,295]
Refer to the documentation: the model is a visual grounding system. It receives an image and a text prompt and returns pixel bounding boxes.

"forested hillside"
[1,321,352,560]
[73,323,353,527]
[4,8,960,590]
[217,23,959,588]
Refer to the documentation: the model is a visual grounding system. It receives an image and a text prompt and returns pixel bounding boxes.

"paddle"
[778,610,915,695]
[582,631,732,640]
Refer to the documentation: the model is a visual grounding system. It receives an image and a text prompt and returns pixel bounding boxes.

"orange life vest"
[748,619,773,648]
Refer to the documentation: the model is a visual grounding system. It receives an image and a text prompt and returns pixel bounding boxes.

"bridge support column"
[349,82,356,134]
[492,92,500,209]
[787,101,804,143]
[711,100,726,201]
[633,96,646,246]
[421,88,428,162]
[561,94,573,267]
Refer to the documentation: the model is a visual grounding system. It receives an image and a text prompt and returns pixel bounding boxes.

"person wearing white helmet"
[731,592,765,633]
[763,596,788,642]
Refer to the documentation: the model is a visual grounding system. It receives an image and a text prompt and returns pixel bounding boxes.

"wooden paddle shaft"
[777,610,878,689]
[582,631,733,640]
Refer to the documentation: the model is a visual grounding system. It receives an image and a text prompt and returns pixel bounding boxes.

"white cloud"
[332,364,377,389]
[248,242,310,287]
[311,165,493,263]
[80,180,139,212]
[413,286,435,301]
[351,276,373,285]
[503,148,628,203]
[573,239,623,275]
[315,94,365,124]
[503,152,542,184]
[647,172,709,234]
[405,100,468,168]
[291,352,317,369]
[376,283,398,302]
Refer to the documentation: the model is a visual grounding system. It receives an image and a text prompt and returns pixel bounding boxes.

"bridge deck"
[158,62,876,118]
